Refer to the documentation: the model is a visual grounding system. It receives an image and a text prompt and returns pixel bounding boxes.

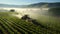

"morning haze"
[0,0,60,34]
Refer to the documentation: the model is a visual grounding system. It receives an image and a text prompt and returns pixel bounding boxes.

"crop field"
[0,9,60,34]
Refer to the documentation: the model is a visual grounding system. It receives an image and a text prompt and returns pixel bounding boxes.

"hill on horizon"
[0,2,60,8]
[27,2,60,8]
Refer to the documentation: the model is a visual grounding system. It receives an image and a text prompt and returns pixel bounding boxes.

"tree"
[10,9,15,12]
[21,15,30,20]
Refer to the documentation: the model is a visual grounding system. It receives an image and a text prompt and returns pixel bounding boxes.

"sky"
[0,0,60,5]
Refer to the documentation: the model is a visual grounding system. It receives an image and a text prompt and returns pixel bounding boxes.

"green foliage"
[0,12,60,34]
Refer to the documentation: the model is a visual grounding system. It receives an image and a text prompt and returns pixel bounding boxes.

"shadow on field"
[21,15,47,29]
[21,15,60,33]
[0,30,3,34]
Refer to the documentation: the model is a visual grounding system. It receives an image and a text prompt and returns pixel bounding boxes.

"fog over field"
[0,7,60,34]
[1,8,60,26]
[0,8,49,19]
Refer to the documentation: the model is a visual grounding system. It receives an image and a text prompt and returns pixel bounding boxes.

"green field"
[0,12,60,34]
